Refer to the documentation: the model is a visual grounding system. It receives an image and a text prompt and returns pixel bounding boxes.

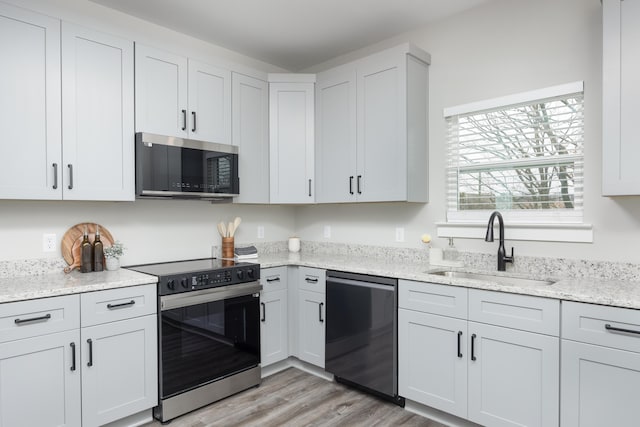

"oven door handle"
[160,281,262,311]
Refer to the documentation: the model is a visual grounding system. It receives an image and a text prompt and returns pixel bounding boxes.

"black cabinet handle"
[14,313,51,325]
[605,323,640,336]
[107,300,135,310]
[87,339,93,367]
[457,331,463,358]
[266,277,280,282]
[192,111,197,132]
[308,179,312,197]
[181,109,187,131]
[305,277,318,283]
[357,175,362,194]
[471,333,477,361]
[52,163,58,189]
[319,302,324,323]
[67,164,73,190]
[349,176,354,195]
[70,342,76,371]
[261,302,266,322]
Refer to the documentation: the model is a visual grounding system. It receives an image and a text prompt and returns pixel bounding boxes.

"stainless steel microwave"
[135,132,239,200]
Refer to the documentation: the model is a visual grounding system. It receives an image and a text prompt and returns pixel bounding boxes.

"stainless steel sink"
[428,270,555,286]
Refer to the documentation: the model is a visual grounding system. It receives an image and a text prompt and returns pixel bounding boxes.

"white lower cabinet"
[80,315,157,427]
[297,289,326,368]
[0,329,81,427]
[260,267,289,367]
[0,285,157,427]
[399,280,560,427]
[561,301,640,427]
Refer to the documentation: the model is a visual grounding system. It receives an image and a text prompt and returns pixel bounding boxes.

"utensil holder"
[222,237,234,259]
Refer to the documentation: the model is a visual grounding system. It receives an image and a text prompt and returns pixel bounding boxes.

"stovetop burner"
[127,258,260,296]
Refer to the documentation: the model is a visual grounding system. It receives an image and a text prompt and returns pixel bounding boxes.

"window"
[444,82,584,225]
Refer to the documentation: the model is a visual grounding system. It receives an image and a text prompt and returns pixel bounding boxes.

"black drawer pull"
[457,331,463,358]
[357,175,362,194]
[605,324,640,336]
[471,333,477,361]
[319,302,324,323]
[87,339,93,367]
[70,342,76,371]
[107,300,135,310]
[266,277,281,283]
[191,111,197,132]
[181,109,187,131]
[349,176,354,195]
[261,302,266,322]
[305,277,318,283]
[14,313,51,325]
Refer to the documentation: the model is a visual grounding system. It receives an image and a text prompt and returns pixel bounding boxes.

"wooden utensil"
[232,217,241,236]
[227,222,233,237]
[217,222,226,238]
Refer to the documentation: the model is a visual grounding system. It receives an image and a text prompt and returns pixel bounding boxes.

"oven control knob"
[167,279,175,290]
[180,278,189,288]
[236,270,244,280]
[246,268,255,279]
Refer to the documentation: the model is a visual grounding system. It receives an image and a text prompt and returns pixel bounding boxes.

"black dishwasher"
[325,270,404,406]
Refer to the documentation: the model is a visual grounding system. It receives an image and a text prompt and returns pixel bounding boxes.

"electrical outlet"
[323,225,331,239]
[395,227,405,242]
[257,226,265,239]
[43,233,56,252]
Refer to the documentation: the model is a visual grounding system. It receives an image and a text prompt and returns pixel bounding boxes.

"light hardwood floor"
[145,368,445,427]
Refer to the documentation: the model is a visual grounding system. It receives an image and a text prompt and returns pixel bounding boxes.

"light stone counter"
[257,252,640,310]
[0,268,157,304]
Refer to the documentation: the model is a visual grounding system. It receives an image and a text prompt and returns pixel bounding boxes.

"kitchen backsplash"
[3,241,639,282]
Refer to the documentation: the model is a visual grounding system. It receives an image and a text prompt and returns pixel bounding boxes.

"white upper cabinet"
[269,74,316,204]
[315,44,430,203]
[0,3,61,200]
[315,66,357,203]
[232,73,269,204]
[62,23,135,201]
[188,59,231,144]
[135,44,231,145]
[602,0,640,195]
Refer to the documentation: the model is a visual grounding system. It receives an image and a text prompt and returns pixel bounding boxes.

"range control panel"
[159,264,260,295]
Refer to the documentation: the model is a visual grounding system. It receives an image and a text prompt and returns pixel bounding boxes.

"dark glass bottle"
[93,225,104,272]
[80,226,93,273]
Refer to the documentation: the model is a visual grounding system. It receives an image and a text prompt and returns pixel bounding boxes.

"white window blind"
[444,82,584,224]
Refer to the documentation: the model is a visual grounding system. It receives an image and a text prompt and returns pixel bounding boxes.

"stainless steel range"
[127,258,261,423]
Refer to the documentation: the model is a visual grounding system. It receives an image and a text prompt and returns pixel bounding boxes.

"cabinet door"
[356,51,407,202]
[269,82,315,204]
[260,289,288,366]
[0,330,81,427]
[81,315,157,427]
[61,23,134,201]
[135,44,188,138]
[0,3,61,200]
[297,289,325,367]
[603,0,640,195]
[398,309,467,418]
[467,322,559,427]
[188,59,231,144]
[315,67,357,203]
[561,339,640,427]
[233,73,269,204]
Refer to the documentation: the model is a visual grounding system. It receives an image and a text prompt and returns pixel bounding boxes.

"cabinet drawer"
[261,266,287,292]
[298,267,325,293]
[469,289,559,336]
[0,294,80,343]
[398,280,467,319]
[562,301,640,353]
[81,284,156,327]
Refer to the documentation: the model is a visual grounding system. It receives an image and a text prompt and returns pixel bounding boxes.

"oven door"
[158,282,261,399]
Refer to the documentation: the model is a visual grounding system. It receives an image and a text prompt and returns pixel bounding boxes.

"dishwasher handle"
[326,276,394,292]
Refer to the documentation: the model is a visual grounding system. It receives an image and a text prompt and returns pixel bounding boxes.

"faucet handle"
[505,247,514,264]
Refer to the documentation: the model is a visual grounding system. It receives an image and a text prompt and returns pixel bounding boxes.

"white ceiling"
[89,0,490,71]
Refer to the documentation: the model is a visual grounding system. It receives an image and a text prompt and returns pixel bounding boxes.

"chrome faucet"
[485,211,514,271]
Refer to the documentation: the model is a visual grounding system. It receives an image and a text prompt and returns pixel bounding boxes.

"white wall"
[298,0,640,264]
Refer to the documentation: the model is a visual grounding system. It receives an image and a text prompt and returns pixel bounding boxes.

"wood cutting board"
[61,223,114,273]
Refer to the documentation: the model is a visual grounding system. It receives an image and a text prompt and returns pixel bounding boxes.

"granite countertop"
[257,252,640,310]
[0,268,157,304]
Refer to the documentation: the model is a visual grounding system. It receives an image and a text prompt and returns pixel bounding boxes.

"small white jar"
[288,237,301,253]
